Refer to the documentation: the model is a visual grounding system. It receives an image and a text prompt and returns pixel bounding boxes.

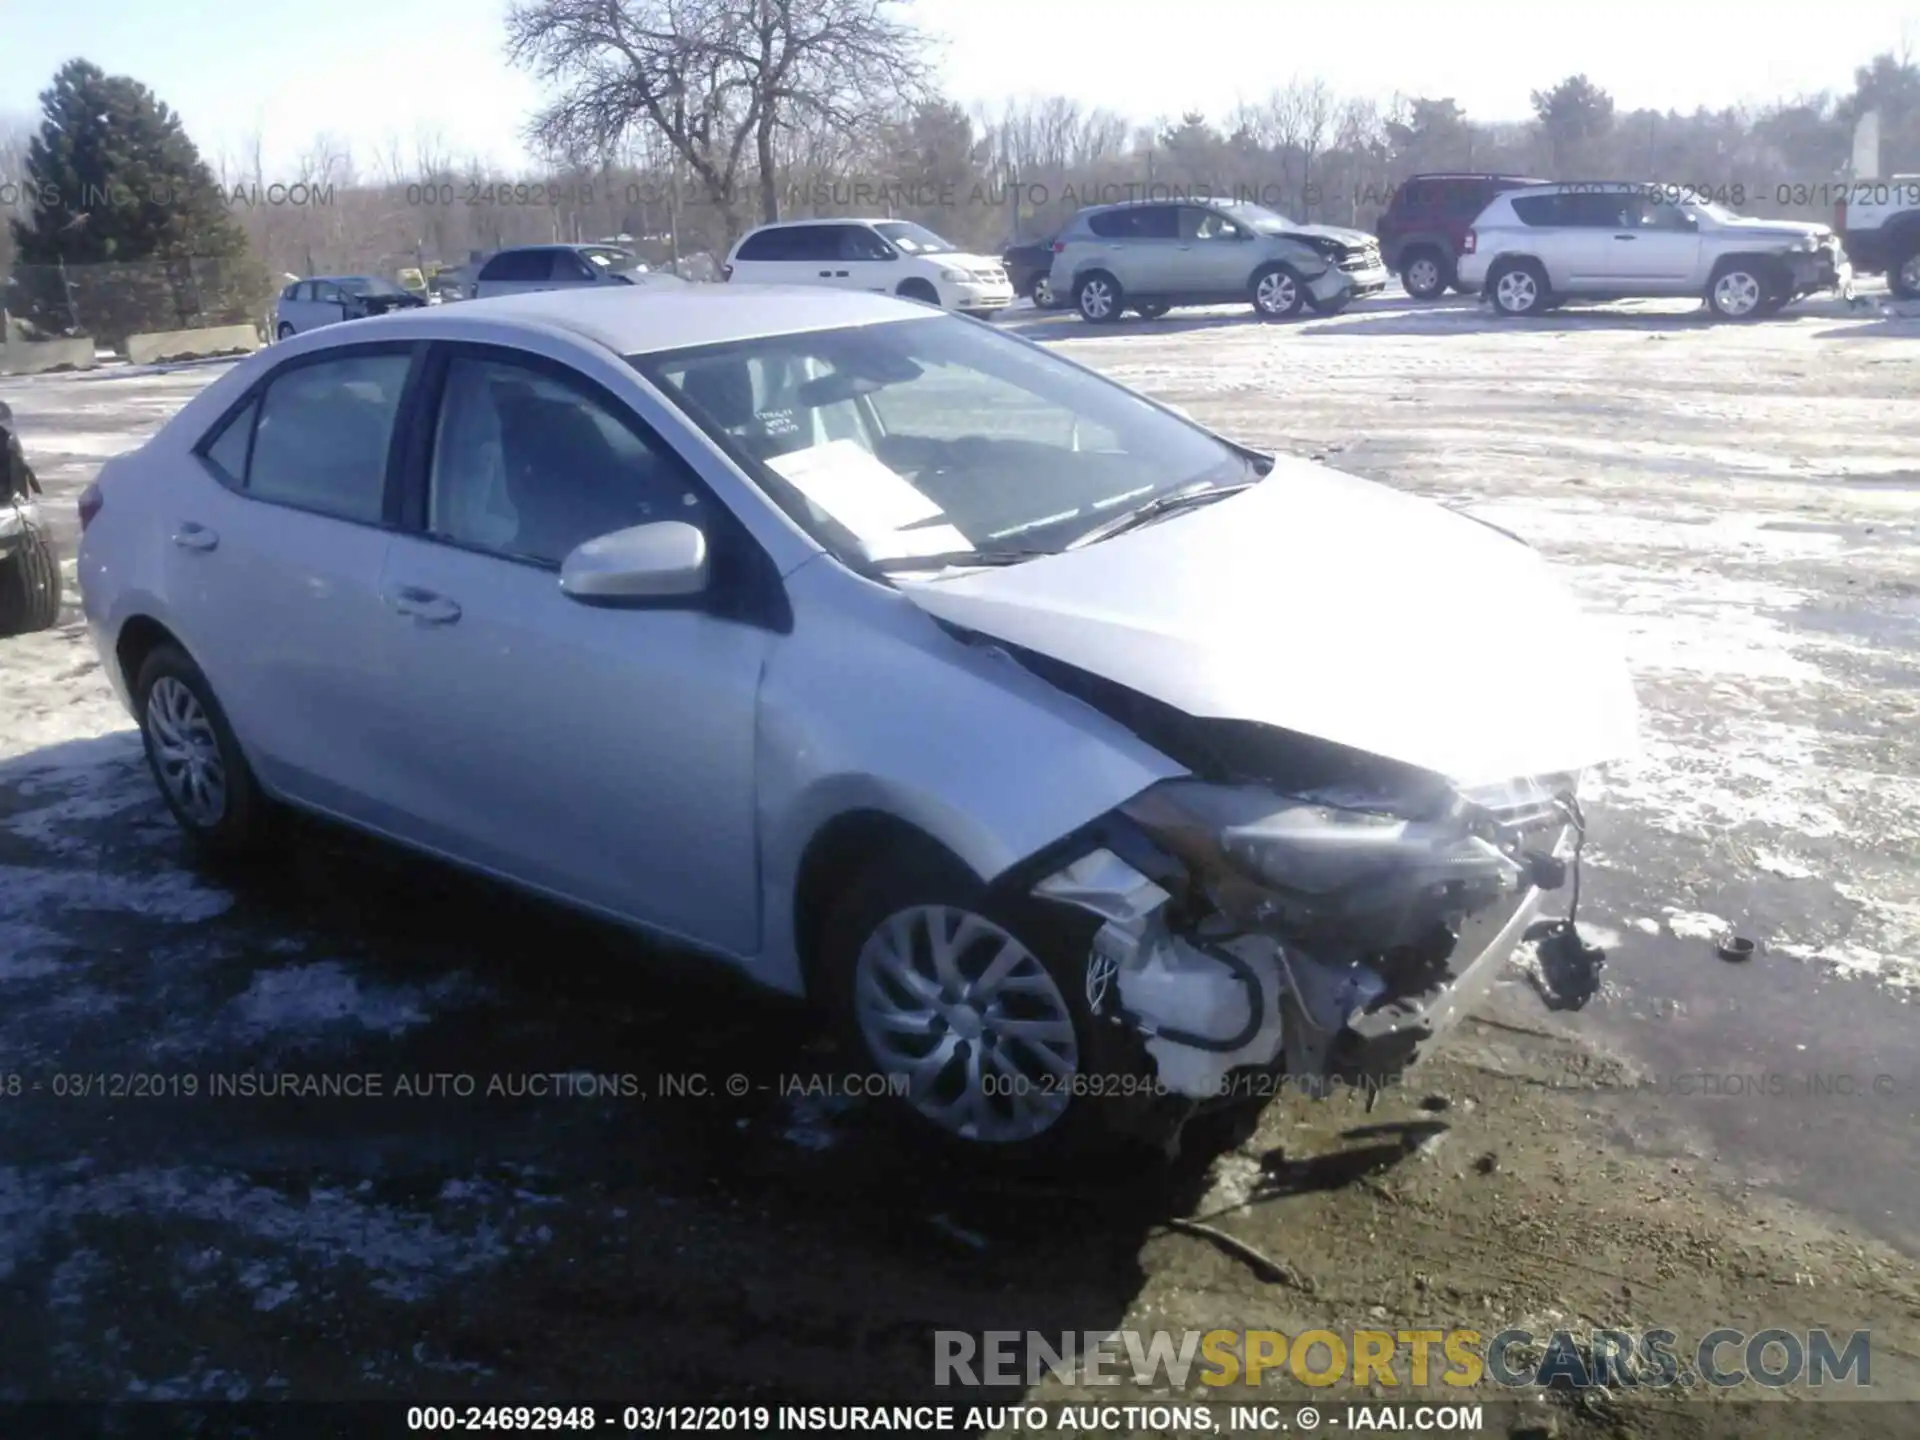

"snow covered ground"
[1,293,1917,1402]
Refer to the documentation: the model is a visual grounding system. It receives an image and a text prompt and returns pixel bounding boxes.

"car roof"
[1401,172,1546,183]
[743,218,898,230]
[1505,181,1656,195]
[303,284,930,356]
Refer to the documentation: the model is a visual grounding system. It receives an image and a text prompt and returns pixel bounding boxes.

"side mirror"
[560,521,708,602]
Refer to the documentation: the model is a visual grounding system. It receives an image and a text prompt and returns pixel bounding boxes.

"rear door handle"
[818,270,833,277]
[385,586,461,624]
[172,522,218,551]
[1614,234,1637,241]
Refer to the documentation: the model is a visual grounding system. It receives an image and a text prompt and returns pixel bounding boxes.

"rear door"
[168,343,420,819]
[1515,192,1612,286]
[1105,205,1181,294]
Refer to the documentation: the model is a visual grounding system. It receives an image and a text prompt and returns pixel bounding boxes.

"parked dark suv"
[1376,173,1546,298]
[1001,232,1061,307]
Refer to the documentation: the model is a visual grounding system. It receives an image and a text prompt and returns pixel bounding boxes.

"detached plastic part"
[1526,918,1606,1011]
[1717,935,1755,963]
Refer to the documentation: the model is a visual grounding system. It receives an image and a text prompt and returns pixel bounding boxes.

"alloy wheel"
[146,676,228,826]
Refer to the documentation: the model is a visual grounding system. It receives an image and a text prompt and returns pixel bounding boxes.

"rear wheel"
[1030,273,1056,309]
[1890,243,1920,300]
[1400,247,1453,300]
[1075,272,1123,323]
[1487,259,1549,317]
[133,644,271,856]
[0,510,60,636]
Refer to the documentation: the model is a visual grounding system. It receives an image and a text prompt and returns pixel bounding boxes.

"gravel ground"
[1,291,1917,1435]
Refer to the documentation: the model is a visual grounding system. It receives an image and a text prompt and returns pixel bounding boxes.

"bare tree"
[505,0,931,243]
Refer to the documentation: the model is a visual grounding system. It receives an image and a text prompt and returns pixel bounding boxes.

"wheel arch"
[114,612,188,700]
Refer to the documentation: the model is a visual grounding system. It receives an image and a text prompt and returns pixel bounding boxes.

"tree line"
[4,3,1919,345]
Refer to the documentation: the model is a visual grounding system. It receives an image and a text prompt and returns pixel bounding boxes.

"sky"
[1,0,1915,180]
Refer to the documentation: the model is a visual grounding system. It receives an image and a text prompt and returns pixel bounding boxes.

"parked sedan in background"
[1049,199,1388,323]
[1460,182,1852,319]
[77,285,1634,1161]
[274,275,426,338]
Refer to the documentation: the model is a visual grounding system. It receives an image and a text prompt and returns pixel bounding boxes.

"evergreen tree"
[8,59,266,344]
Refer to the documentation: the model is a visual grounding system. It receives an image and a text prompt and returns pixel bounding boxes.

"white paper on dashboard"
[766,439,942,534]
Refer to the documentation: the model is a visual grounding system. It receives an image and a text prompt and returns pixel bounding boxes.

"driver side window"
[428,355,707,567]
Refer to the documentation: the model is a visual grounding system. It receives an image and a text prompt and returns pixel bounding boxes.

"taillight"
[1462,228,1477,254]
[78,482,103,531]
[1833,198,1847,233]
[1050,240,1066,252]
[721,262,734,281]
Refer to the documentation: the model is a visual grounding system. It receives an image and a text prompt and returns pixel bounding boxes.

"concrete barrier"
[124,325,261,367]
[0,338,99,375]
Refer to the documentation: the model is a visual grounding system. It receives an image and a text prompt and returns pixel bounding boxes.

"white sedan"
[76,286,1636,1158]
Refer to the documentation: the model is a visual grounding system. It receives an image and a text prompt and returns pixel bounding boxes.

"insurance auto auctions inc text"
[936,1327,1872,1393]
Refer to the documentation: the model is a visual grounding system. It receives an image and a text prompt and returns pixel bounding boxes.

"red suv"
[1375,173,1546,299]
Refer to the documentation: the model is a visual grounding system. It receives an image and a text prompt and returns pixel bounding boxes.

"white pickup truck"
[1833,178,1920,297]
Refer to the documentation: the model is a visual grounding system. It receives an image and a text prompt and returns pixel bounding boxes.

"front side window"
[243,352,411,521]
[636,314,1255,569]
[428,356,705,566]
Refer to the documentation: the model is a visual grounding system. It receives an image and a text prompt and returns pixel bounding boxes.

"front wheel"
[822,851,1140,1158]
[1707,264,1771,321]
[1487,259,1549,317]
[897,279,941,307]
[134,644,272,856]
[1133,301,1172,319]
[1891,245,1920,300]
[1075,273,1124,323]
[275,322,294,340]
[1250,264,1307,320]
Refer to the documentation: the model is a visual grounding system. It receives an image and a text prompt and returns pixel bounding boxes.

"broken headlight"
[1119,778,1525,919]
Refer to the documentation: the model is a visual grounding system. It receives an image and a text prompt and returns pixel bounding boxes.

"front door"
[1599,194,1704,289]
[373,344,771,953]
[1178,206,1258,295]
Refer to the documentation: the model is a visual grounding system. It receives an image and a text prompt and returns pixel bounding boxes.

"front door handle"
[172,522,218,551]
[818,270,834,277]
[1614,234,1638,241]
[385,586,461,624]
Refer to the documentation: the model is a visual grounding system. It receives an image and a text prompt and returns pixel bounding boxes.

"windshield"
[337,276,406,296]
[633,315,1256,570]
[583,247,643,271]
[872,222,957,255]
[1218,202,1298,232]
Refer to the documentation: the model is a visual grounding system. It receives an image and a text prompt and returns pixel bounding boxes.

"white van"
[723,219,1014,316]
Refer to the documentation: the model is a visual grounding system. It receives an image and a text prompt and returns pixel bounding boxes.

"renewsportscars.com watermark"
[935,1328,1873,1392]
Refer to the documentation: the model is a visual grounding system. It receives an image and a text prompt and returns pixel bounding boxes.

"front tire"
[0,512,61,636]
[275,322,294,340]
[1400,247,1453,300]
[1133,301,1172,319]
[897,279,941,307]
[133,644,270,856]
[1250,264,1307,320]
[1707,262,1772,321]
[822,851,1132,1158]
[1075,272,1123,323]
[1487,259,1549,317]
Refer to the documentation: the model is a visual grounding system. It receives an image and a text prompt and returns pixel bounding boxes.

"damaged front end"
[1030,756,1589,1132]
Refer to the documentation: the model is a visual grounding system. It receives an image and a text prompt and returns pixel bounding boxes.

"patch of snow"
[1753,851,1818,880]
[0,862,232,927]
[1664,910,1728,941]
[228,962,432,1038]
[1630,918,1662,935]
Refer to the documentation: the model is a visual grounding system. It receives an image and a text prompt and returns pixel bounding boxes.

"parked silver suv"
[1048,200,1388,324]
[1458,183,1851,320]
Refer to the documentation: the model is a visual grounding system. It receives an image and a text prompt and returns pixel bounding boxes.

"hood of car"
[937,254,1010,276]
[1270,223,1377,251]
[896,462,1639,788]
[1710,215,1832,242]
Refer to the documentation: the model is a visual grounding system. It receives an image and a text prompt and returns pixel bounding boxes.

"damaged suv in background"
[80,287,1637,1162]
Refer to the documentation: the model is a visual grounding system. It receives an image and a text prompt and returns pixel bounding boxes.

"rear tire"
[133,643,272,857]
[1075,272,1123,323]
[1487,259,1549,317]
[0,512,60,636]
[1890,243,1920,300]
[1400,247,1453,300]
[1030,274,1056,309]
[820,848,1148,1162]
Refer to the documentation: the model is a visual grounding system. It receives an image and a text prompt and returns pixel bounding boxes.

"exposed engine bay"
[999,635,1602,1115]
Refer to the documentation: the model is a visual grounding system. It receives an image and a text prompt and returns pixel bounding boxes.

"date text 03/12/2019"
[404,1403,1490,1432]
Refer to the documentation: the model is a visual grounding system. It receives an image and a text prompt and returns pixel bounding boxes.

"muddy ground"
[2,289,1917,1437]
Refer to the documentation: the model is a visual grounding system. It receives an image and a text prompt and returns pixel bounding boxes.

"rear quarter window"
[734,229,798,261]
[1509,195,1565,226]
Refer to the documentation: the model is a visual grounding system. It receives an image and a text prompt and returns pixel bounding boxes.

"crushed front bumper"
[1033,821,1576,1107]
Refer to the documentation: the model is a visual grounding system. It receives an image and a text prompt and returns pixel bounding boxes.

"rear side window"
[1510,195,1568,226]
[737,227,829,261]
[479,249,553,282]
[1393,180,1431,210]
[242,352,412,522]
[1445,181,1495,215]
[1087,209,1134,239]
